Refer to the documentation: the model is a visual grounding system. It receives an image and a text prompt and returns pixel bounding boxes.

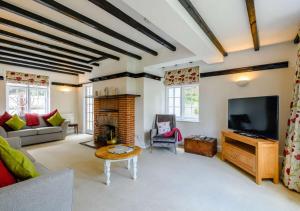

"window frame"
[84,85,94,134]
[166,84,200,122]
[6,82,49,115]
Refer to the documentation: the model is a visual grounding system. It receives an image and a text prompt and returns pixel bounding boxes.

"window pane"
[175,98,180,107]
[29,87,47,114]
[168,106,174,114]
[175,88,181,97]
[168,98,174,107]
[183,86,199,120]
[85,85,94,133]
[175,107,180,117]
[7,86,28,115]
[168,88,174,98]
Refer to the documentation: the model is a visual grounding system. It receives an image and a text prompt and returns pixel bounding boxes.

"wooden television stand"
[221,130,279,184]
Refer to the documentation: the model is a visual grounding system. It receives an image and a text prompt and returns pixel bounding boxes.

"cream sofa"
[0,116,69,146]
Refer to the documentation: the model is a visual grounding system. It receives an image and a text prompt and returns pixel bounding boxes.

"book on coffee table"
[108,145,134,154]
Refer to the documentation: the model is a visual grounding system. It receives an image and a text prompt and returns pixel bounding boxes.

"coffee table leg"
[127,159,131,170]
[104,160,111,185]
[132,156,138,180]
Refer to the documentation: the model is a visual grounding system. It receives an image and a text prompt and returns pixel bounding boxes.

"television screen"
[228,96,279,139]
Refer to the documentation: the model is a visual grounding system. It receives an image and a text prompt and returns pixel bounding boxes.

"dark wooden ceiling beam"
[200,61,288,78]
[0,45,93,70]
[0,18,120,61]
[0,29,96,60]
[178,0,227,56]
[0,51,91,72]
[245,0,259,51]
[0,38,97,66]
[0,60,78,76]
[51,82,82,87]
[0,56,84,74]
[88,56,107,64]
[294,34,299,44]
[34,0,158,56]
[0,1,142,60]
[88,0,176,52]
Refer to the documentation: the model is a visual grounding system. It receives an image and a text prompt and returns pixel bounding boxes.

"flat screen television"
[228,96,279,140]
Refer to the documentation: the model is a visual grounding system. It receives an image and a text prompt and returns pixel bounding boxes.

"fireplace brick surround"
[94,94,140,145]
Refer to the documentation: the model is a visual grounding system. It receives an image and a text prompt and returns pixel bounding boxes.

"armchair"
[150,114,179,154]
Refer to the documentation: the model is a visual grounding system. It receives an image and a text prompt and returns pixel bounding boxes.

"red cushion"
[25,113,40,126]
[0,112,12,127]
[42,109,57,124]
[0,112,13,131]
[0,160,16,188]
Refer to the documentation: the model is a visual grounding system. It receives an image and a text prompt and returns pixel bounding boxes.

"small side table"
[68,123,78,134]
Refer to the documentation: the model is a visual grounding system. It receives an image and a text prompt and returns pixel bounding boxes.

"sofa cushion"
[37,127,62,135]
[5,114,26,131]
[0,112,13,131]
[47,112,64,126]
[0,112,11,126]
[25,113,40,126]
[0,136,39,180]
[42,109,57,125]
[30,116,48,128]
[0,160,16,188]
[8,129,37,138]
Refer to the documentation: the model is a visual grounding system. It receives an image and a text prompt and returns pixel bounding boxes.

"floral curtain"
[6,71,49,86]
[282,30,300,192]
[164,66,199,86]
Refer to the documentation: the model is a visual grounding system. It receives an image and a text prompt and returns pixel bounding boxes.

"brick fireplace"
[94,94,140,145]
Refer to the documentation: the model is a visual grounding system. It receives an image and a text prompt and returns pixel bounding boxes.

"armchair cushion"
[152,134,176,143]
[157,121,171,135]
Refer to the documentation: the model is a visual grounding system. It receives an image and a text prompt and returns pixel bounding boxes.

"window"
[85,85,93,134]
[6,83,49,115]
[166,85,199,121]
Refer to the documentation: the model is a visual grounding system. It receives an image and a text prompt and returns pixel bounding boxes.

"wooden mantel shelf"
[94,94,141,99]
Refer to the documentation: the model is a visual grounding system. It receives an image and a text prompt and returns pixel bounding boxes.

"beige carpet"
[25,134,300,211]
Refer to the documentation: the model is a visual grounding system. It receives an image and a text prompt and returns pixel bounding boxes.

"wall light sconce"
[236,76,250,87]
[60,86,72,93]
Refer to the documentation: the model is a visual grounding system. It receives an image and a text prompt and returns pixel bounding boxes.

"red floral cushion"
[25,113,40,126]
[42,109,57,125]
[0,160,16,188]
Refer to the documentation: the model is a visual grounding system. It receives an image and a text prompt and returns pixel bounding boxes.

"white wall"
[143,78,165,145]
[173,42,297,153]
[0,64,79,125]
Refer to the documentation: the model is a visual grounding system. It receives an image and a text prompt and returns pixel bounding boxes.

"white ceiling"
[0,0,299,70]
[190,0,300,52]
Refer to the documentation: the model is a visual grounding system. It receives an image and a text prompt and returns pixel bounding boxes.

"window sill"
[176,120,200,123]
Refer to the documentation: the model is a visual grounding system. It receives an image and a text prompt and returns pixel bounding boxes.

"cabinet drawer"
[223,143,256,175]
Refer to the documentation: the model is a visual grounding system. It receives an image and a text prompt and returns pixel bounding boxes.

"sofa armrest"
[0,169,74,211]
[0,126,7,138]
[6,137,22,149]
[61,120,70,139]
